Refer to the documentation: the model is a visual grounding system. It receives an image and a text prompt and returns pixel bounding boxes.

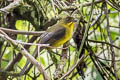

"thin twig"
[104,4,118,79]
[60,0,103,12]
[51,0,57,18]
[60,55,84,79]
[0,0,23,14]
[0,30,50,80]
[0,27,45,36]
[88,39,120,50]
[104,0,120,12]
[14,40,49,47]
[14,40,68,49]
[53,43,68,79]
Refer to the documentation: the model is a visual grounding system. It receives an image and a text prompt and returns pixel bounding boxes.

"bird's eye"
[66,17,72,23]
[66,18,70,21]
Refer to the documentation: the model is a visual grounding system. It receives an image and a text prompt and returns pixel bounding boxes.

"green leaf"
[40,57,46,66]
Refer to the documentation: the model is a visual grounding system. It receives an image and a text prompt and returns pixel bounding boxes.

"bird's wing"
[40,26,66,45]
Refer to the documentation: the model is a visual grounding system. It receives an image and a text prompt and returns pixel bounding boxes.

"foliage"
[0,0,120,80]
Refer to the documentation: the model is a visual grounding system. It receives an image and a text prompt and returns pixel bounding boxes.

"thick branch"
[0,30,49,80]
[0,0,23,14]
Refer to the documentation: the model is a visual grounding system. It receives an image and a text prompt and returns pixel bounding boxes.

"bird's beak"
[73,19,77,22]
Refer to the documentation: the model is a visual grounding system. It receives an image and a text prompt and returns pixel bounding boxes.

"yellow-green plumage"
[40,17,76,47]
[53,22,74,47]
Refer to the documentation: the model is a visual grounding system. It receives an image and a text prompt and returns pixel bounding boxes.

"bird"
[40,16,77,47]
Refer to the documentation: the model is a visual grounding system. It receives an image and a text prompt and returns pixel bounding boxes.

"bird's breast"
[52,23,74,47]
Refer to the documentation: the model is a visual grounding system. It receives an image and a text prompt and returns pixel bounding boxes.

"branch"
[53,43,68,79]
[5,36,37,71]
[104,0,120,12]
[0,0,23,14]
[0,30,50,80]
[88,39,120,50]
[104,4,118,79]
[60,55,84,79]
[60,0,103,12]
[0,27,45,36]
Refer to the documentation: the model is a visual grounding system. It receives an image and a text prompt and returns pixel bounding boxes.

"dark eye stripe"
[66,17,72,23]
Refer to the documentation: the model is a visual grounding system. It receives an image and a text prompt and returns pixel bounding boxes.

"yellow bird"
[40,16,76,47]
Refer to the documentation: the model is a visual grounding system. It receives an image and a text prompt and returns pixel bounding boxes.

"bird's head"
[59,16,77,25]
